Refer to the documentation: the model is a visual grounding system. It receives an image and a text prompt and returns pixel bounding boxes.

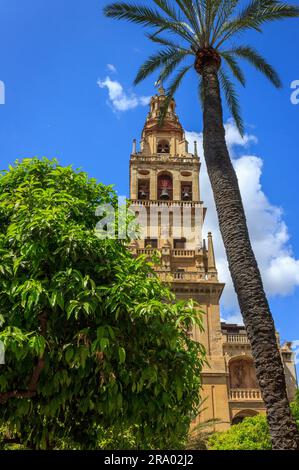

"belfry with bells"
[128,86,297,429]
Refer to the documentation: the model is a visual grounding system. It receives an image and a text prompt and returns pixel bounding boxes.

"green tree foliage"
[0,158,206,449]
[208,415,272,450]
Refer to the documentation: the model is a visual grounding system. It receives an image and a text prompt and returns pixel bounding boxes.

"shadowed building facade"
[128,86,297,430]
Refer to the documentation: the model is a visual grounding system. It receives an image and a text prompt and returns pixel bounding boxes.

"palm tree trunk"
[201,62,299,450]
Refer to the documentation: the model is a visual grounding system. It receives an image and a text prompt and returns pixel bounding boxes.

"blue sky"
[0,0,299,358]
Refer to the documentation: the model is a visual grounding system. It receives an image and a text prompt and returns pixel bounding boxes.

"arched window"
[158,173,173,200]
[138,179,150,200]
[157,139,170,154]
[181,182,192,201]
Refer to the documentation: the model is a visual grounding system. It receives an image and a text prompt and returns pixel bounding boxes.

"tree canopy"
[0,158,205,449]
[104,0,299,134]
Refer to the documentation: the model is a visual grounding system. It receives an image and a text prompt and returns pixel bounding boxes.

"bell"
[139,190,147,199]
[183,191,190,200]
[160,188,170,200]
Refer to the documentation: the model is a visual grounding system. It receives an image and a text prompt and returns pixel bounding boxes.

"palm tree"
[103,0,299,449]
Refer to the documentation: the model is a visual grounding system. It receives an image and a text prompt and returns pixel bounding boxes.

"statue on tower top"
[154,79,165,96]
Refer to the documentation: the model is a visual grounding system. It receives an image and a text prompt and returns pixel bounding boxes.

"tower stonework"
[129,88,297,430]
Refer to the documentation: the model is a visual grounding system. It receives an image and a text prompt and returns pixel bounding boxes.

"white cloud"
[221,312,244,325]
[97,76,150,112]
[186,121,299,324]
[106,64,117,74]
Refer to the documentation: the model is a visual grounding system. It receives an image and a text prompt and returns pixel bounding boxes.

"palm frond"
[211,0,240,45]
[104,2,165,25]
[228,46,282,87]
[152,0,180,21]
[146,33,186,50]
[158,52,190,83]
[218,68,244,135]
[134,48,189,85]
[204,0,224,43]
[216,1,299,47]
[220,51,246,86]
[193,1,206,37]
[104,0,297,135]
[104,2,198,46]
[239,0,299,25]
[173,0,202,39]
[166,64,192,99]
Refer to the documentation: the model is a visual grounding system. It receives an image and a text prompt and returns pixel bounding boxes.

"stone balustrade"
[229,389,262,401]
[172,249,195,257]
[130,199,203,208]
[154,271,213,282]
[225,334,250,344]
[130,155,197,164]
[136,249,196,258]
[172,272,203,281]
[136,248,156,256]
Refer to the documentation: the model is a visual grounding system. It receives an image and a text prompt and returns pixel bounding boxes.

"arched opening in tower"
[138,179,150,200]
[181,182,192,201]
[157,139,170,154]
[158,173,173,201]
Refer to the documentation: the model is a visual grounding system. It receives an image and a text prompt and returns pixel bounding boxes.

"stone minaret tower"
[129,86,231,429]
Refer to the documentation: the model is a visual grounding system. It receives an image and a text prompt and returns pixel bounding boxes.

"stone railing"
[136,249,196,258]
[130,154,197,164]
[130,200,203,208]
[154,271,214,282]
[225,334,250,344]
[171,272,200,281]
[136,249,156,256]
[229,389,262,401]
[172,249,195,257]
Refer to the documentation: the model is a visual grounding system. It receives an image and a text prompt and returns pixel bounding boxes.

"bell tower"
[129,86,231,430]
[128,87,297,428]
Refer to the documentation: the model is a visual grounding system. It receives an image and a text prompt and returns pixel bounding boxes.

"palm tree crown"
[104,0,299,134]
